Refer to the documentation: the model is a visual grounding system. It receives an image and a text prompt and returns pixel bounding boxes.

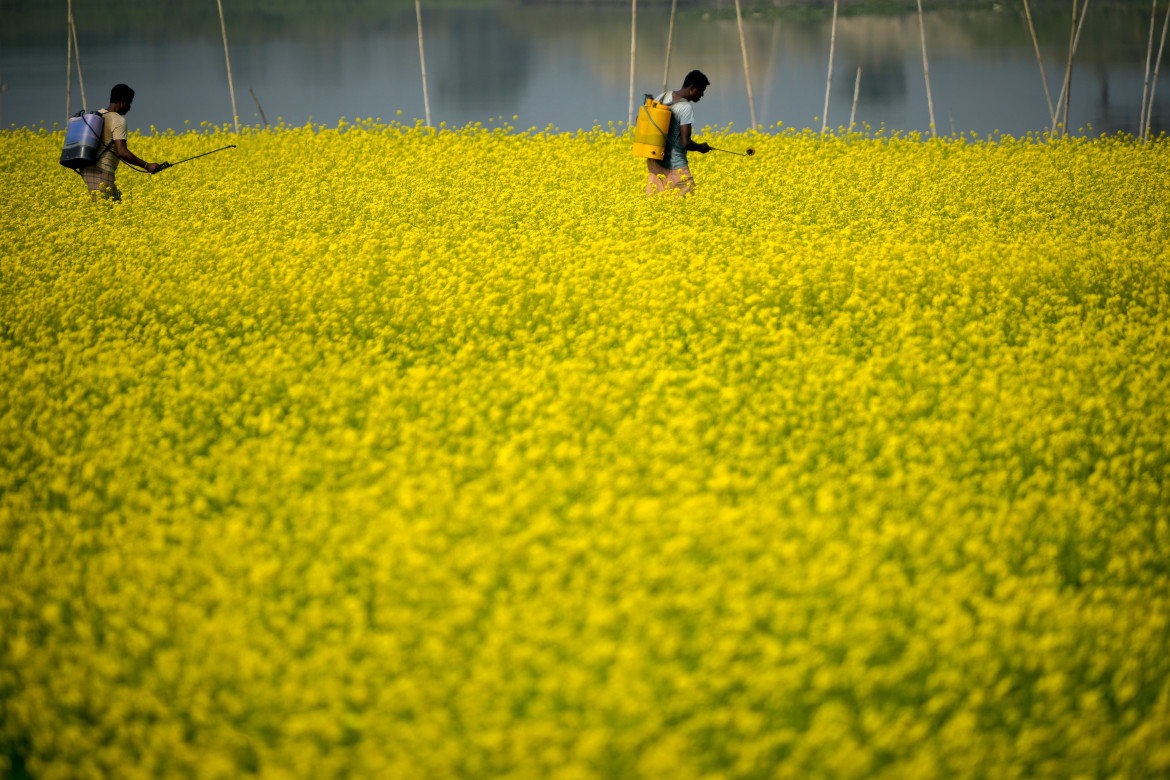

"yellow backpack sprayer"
[631,94,672,160]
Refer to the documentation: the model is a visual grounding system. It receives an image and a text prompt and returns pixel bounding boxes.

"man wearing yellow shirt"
[80,84,164,202]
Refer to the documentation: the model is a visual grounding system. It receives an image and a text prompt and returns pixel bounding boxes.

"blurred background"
[3,0,1166,137]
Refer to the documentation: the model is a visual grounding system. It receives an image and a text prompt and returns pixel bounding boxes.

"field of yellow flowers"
[1,118,1169,779]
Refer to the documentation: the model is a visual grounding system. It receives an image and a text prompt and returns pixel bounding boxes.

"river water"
[3,1,1166,138]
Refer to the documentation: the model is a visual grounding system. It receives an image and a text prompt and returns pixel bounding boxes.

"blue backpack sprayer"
[59,109,236,173]
[59,110,110,169]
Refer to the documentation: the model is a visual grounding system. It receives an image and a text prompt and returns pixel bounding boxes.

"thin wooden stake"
[734,0,757,131]
[250,87,269,127]
[1052,0,1089,131]
[1061,0,1078,136]
[849,66,860,135]
[1140,0,1158,138]
[822,0,837,137]
[216,0,240,133]
[629,0,637,127]
[1022,0,1057,128]
[1144,1,1170,141]
[69,12,86,109]
[662,0,676,95]
[416,0,431,129]
[917,0,936,137]
[66,0,73,120]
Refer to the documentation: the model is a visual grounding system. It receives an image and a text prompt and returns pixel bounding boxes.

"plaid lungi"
[79,166,122,202]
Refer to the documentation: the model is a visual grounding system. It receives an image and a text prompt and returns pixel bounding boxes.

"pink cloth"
[645,158,695,197]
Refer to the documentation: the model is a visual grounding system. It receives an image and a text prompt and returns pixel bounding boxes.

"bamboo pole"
[216,0,240,133]
[849,66,860,135]
[662,0,676,95]
[416,0,431,129]
[1022,0,1057,128]
[1144,1,1170,141]
[69,12,87,109]
[1061,0,1078,135]
[916,0,936,137]
[629,0,637,127]
[734,0,758,131]
[66,0,73,120]
[821,0,837,137]
[1140,0,1157,138]
[1052,0,1088,132]
[250,87,269,127]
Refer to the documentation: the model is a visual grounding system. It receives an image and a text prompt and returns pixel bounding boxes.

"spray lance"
[707,146,755,157]
[124,144,238,174]
[156,144,237,171]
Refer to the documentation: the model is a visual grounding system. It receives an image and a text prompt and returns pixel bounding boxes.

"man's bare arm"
[115,140,161,173]
[679,124,710,153]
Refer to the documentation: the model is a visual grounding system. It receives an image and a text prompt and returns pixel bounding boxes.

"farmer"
[79,83,163,202]
[645,69,712,197]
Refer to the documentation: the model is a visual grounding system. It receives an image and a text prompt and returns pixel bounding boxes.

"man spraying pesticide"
[633,70,711,197]
[60,83,238,202]
[632,69,755,197]
[60,83,165,202]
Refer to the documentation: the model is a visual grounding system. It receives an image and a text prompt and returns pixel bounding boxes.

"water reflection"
[433,9,533,110]
[849,57,907,105]
[1,3,1165,137]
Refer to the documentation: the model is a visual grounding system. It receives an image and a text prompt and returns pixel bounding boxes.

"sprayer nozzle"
[746,148,756,156]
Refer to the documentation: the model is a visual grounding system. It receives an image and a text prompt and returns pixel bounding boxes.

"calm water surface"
[3,2,1166,137]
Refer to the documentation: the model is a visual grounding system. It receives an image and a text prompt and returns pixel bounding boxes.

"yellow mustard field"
[2,119,1169,779]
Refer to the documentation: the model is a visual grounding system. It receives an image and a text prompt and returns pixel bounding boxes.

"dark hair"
[110,83,135,104]
[683,70,710,89]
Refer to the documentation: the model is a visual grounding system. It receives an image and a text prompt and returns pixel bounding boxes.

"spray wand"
[157,144,237,171]
[125,144,237,174]
[707,146,756,157]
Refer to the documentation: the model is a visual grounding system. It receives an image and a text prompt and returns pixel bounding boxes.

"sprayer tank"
[59,111,106,169]
[631,96,672,161]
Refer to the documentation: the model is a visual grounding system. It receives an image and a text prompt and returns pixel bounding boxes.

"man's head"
[110,83,135,114]
[681,70,710,103]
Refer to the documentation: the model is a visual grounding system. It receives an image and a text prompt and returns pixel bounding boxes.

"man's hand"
[146,163,162,174]
[698,142,712,154]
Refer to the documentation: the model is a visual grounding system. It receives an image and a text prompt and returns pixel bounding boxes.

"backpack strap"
[91,110,116,166]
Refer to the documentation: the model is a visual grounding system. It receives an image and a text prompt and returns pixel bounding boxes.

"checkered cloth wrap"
[79,166,121,202]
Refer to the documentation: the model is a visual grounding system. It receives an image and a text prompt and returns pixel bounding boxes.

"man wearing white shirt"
[79,84,163,202]
[645,70,711,197]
